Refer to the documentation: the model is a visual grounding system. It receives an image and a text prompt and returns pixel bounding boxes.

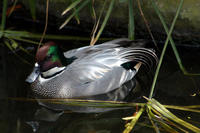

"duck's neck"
[41,66,66,78]
[41,54,77,78]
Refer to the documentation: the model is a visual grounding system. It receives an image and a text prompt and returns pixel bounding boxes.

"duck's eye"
[46,54,53,60]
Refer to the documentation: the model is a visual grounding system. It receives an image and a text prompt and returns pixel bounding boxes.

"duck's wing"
[63,38,135,59]
[66,59,136,97]
[64,38,150,59]
[64,46,157,97]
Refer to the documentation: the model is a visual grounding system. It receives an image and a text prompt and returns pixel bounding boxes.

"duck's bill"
[26,63,40,83]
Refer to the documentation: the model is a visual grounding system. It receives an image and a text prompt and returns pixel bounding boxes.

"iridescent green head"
[36,42,65,72]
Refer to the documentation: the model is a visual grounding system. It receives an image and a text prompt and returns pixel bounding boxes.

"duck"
[26,38,158,100]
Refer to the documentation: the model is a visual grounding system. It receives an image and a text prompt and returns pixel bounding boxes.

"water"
[0,41,200,133]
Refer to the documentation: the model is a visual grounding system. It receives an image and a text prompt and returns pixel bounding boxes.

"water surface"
[0,42,200,133]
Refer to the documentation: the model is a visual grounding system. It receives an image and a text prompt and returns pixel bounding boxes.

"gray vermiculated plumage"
[37,79,136,112]
[30,39,158,99]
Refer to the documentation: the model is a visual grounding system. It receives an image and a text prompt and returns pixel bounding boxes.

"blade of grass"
[150,107,189,133]
[28,0,36,20]
[3,30,97,41]
[59,0,90,29]
[159,121,180,133]
[89,0,96,19]
[48,100,143,108]
[137,0,158,49]
[179,105,200,109]
[128,0,135,40]
[147,110,160,133]
[69,0,81,24]
[148,106,179,133]
[9,96,200,112]
[148,98,200,132]
[8,38,32,56]
[151,0,200,76]
[37,0,49,50]
[10,97,145,108]
[4,39,31,65]
[7,0,18,17]
[164,105,200,113]
[0,0,8,33]
[90,0,107,46]
[89,0,97,40]
[19,45,33,56]
[73,7,80,24]
[10,39,18,49]
[10,37,40,45]
[90,0,115,45]
[62,0,82,16]
[149,0,184,99]
[123,107,145,133]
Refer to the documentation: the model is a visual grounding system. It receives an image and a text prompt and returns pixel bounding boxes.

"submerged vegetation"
[1,0,200,132]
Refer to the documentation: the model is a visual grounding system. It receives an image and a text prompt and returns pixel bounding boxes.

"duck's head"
[26,42,66,83]
[36,42,65,72]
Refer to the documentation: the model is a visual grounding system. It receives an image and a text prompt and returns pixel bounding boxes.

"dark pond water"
[0,40,200,133]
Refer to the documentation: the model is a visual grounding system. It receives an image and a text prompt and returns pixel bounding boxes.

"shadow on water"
[0,40,200,133]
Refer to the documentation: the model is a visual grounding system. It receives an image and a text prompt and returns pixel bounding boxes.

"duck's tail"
[102,38,158,71]
[121,47,158,72]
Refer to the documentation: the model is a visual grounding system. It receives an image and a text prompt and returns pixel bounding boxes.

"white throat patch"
[42,67,66,78]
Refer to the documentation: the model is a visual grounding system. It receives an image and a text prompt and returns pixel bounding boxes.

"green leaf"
[147,98,200,132]
[151,0,200,76]
[1,0,8,31]
[0,31,3,38]
[60,0,90,29]
[62,0,82,16]
[123,107,145,133]
[149,0,184,99]
[28,0,36,20]
[90,0,115,45]
[4,39,31,65]
[128,0,134,40]
[11,39,18,49]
